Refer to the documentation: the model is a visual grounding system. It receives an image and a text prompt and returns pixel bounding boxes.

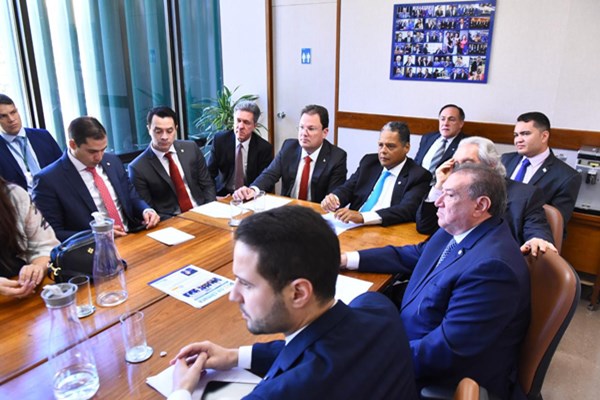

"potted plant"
[191,86,264,155]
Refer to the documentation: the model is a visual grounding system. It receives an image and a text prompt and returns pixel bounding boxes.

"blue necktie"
[435,238,457,268]
[360,170,392,212]
[16,136,40,174]
[513,158,531,182]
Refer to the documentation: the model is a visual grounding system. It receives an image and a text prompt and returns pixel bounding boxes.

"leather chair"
[454,378,488,400]
[542,204,563,253]
[421,251,580,400]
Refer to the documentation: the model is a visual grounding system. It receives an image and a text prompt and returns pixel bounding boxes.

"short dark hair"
[234,101,261,124]
[517,111,550,133]
[300,105,329,129]
[439,104,465,121]
[235,206,339,303]
[68,116,107,146]
[382,121,410,145]
[0,94,15,106]
[146,106,178,126]
[452,163,507,218]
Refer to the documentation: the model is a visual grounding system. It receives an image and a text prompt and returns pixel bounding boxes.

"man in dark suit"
[33,117,159,241]
[417,136,555,256]
[207,102,273,196]
[168,206,417,400]
[413,104,467,181]
[128,106,215,219]
[234,105,347,203]
[502,112,581,229]
[321,121,431,226]
[341,164,530,399]
[0,94,62,191]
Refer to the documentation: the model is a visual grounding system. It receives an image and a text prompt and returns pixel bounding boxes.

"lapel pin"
[397,181,402,185]
[323,159,326,162]
[106,162,110,166]
[458,249,463,256]
[181,149,185,152]
[542,168,547,173]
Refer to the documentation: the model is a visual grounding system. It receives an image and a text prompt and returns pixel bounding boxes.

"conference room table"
[0,196,428,399]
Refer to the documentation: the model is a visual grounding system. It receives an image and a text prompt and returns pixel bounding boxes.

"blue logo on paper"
[301,48,312,64]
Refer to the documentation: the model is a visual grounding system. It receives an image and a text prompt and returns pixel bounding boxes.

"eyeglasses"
[297,125,321,133]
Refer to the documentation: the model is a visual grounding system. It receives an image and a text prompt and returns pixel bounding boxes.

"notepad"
[147,227,195,245]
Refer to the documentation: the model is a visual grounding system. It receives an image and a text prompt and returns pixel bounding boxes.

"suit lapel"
[246,134,259,180]
[505,153,521,176]
[310,141,330,188]
[146,148,176,192]
[0,137,26,181]
[174,142,194,186]
[391,160,411,203]
[528,154,553,185]
[60,154,97,212]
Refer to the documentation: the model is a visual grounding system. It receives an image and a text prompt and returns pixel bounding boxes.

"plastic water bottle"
[91,214,128,307]
[41,283,100,400]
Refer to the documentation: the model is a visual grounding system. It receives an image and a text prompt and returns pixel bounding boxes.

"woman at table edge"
[0,177,59,298]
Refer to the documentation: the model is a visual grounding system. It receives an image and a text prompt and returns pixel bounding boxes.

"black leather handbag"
[48,230,96,283]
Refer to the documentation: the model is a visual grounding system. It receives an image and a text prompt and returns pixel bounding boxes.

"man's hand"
[143,210,160,229]
[18,260,47,288]
[334,208,364,224]
[172,352,208,394]
[520,238,558,257]
[114,225,128,237]
[0,277,33,298]
[170,341,239,371]
[434,158,456,189]
[233,186,256,201]
[321,194,340,212]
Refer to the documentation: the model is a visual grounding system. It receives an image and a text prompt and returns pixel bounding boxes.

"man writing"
[234,105,347,203]
[33,116,160,241]
[208,101,273,196]
[0,94,62,191]
[168,206,417,399]
[321,121,431,226]
[128,106,215,219]
[341,164,530,399]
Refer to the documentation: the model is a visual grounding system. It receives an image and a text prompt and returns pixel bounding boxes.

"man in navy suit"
[233,105,347,203]
[413,104,467,180]
[168,206,418,400]
[128,106,215,219]
[502,112,581,229]
[321,121,431,226]
[0,94,62,191]
[33,117,160,241]
[208,102,273,196]
[417,136,555,256]
[341,164,530,399]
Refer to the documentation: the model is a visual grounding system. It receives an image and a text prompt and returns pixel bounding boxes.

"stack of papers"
[191,201,232,219]
[322,212,363,235]
[149,265,234,308]
[147,227,195,245]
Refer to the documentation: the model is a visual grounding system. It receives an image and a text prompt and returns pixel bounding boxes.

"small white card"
[322,212,363,235]
[191,201,232,219]
[242,195,292,212]
[147,227,195,246]
[335,274,373,304]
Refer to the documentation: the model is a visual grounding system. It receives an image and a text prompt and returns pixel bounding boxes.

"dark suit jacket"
[358,218,530,399]
[0,128,62,189]
[33,152,150,241]
[416,178,553,244]
[208,130,273,196]
[128,141,215,219]
[252,139,347,203]
[247,292,418,400]
[413,131,467,171]
[502,152,582,226]
[332,155,431,226]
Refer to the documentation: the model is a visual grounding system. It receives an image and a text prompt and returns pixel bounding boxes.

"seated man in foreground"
[321,121,431,226]
[168,206,418,400]
[341,164,530,399]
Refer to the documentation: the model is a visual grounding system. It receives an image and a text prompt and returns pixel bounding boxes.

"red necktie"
[86,167,124,229]
[298,156,312,201]
[164,152,193,212]
[234,143,245,189]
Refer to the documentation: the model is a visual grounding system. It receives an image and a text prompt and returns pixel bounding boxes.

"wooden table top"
[0,195,429,395]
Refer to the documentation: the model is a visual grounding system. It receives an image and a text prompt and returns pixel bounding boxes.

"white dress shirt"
[509,148,550,184]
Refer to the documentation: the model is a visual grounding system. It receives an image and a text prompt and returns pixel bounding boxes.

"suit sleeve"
[331,164,360,207]
[251,146,286,192]
[116,159,151,221]
[207,137,220,181]
[521,186,553,243]
[250,341,286,377]
[409,260,524,379]
[377,168,432,226]
[358,243,424,275]
[32,174,78,241]
[551,171,582,226]
[324,149,347,194]
[415,199,440,235]
[127,162,153,207]
[192,145,216,203]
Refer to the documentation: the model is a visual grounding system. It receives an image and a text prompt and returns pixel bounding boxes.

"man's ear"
[287,278,313,309]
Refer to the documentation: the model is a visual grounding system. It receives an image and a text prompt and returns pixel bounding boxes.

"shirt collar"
[0,127,26,143]
[523,148,550,169]
[150,143,175,159]
[453,225,477,244]
[385,158,407,176]
[301,144,323,161]
[67,149,91,172]
[284,299,337,345]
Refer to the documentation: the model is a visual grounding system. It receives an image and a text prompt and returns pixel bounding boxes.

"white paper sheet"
[321,212,363,235]
[242,195,292,212]
[147,366,261,399]
[191,201,233,219]
[335,274,373,304]
[148,265,234,309]
[147,227,195,246]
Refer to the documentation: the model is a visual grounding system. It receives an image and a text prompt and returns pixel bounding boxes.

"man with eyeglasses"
[413,104,467,183]
[0,94,62,192]
[233,105,347,203]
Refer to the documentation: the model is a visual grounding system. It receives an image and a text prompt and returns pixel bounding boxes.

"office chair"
[542,204,563,254]
[421,250,580,400]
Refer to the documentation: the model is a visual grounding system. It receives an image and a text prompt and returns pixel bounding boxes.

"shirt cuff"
[238,346,253,369]
[426,187,442,203]
[361,211,382,225]
[249,186,260,195]
[345,251,361,270]
[143,208,156,216]
[167,389,192,400]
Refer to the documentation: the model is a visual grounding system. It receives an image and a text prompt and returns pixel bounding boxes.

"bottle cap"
[90,212,114,232]
[41,283,77,307]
